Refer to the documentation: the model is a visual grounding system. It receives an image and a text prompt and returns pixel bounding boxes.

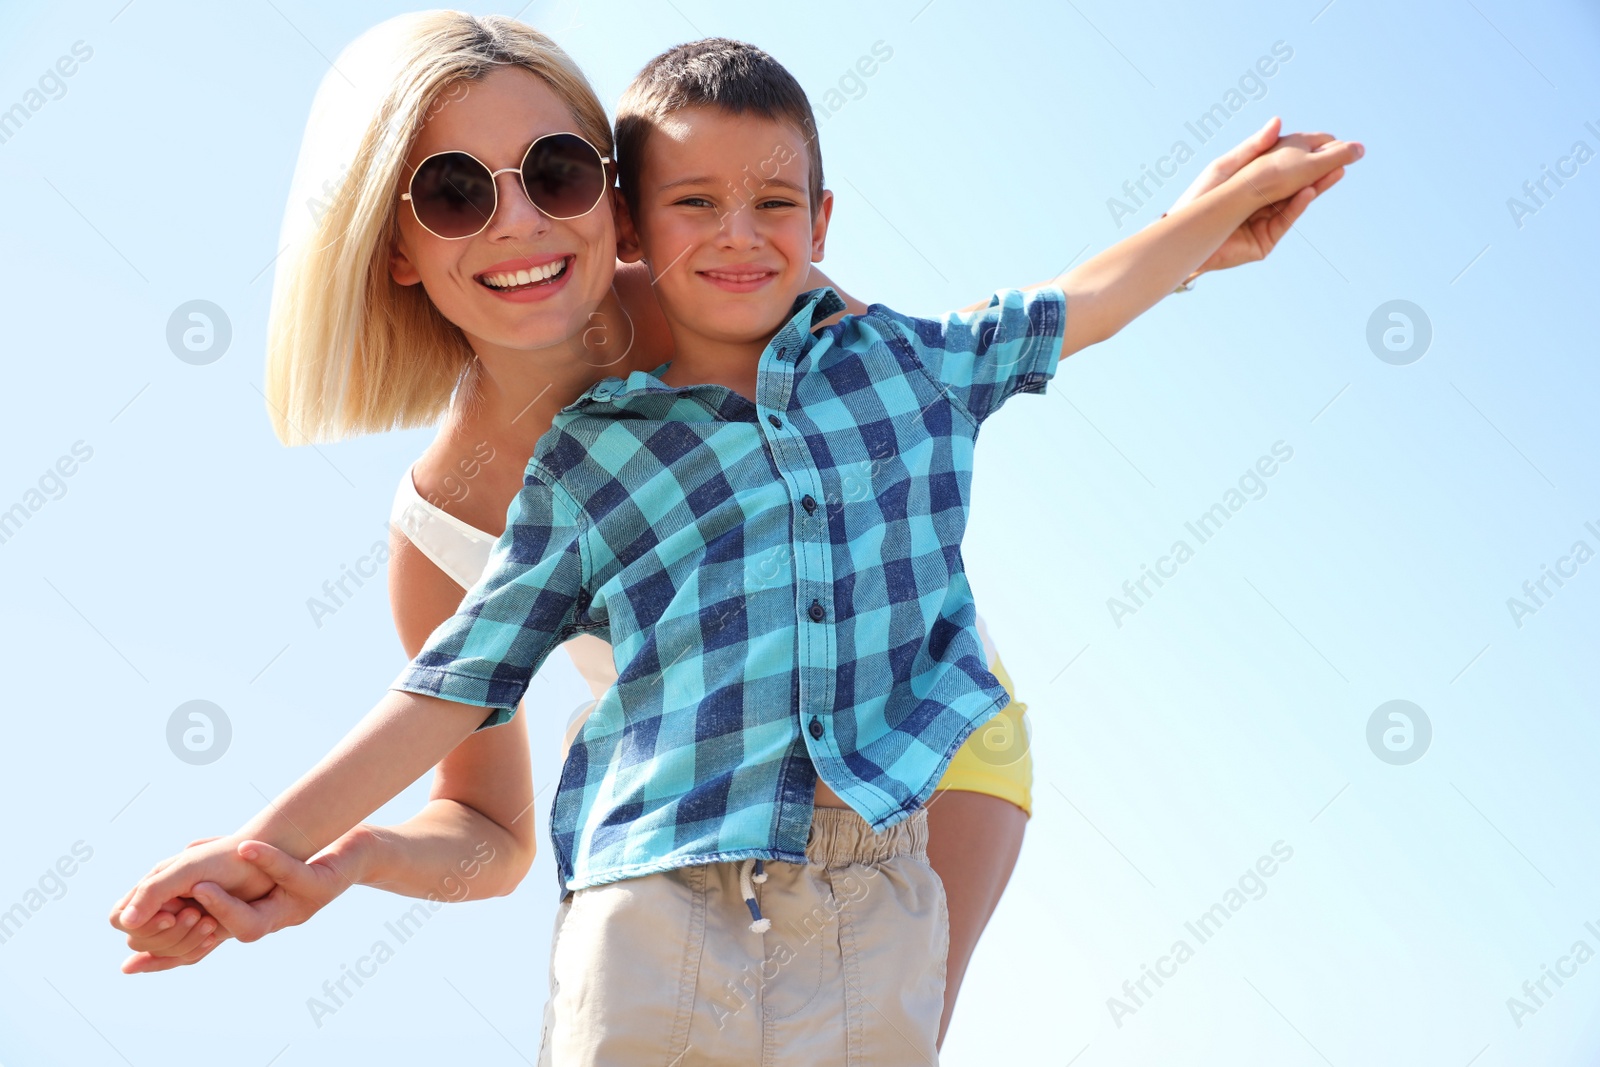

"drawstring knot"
[738,858,771,932]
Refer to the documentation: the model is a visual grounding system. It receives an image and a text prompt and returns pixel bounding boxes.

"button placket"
[754,310,838,766]
[791,418,836,764]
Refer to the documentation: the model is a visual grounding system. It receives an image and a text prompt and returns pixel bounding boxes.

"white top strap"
[388,463,498,592]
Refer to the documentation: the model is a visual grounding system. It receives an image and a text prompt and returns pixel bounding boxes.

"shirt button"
[808,599,825,622]
[801,494,817,514]
[778,346,788,360]
[767,414,783,429]
[808,716,824,740]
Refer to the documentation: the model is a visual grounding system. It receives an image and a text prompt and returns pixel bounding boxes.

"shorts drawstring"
[738,858,770,932]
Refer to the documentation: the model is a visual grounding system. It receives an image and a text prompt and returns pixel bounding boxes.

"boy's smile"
[698,263,779,293]
[619,105,833,382]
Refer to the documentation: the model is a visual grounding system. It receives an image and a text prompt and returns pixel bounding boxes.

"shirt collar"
[567,287,847,410]
[784,285,847,333]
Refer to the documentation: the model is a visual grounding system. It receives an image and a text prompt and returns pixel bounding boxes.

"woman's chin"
[448,271,616,360]
[457,317,571,358]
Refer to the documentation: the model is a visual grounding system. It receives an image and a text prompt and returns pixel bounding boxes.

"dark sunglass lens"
[411,153,496,237]
[522,134,606,219]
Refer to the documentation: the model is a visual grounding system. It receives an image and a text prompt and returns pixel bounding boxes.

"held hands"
[111,833,360,973]
[1166,117,1363,278]
[114,834,275,935]
[108,836,231,970]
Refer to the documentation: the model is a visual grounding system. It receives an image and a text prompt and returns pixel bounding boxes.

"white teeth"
[481,259,569,289]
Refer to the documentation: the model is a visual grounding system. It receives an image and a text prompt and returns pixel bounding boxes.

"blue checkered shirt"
[391,285,1067,891]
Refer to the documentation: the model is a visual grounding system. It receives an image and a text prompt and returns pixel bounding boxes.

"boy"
[115,37,1358,1066]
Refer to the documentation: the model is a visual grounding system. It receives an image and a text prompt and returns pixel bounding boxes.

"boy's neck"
[656,322,780,401]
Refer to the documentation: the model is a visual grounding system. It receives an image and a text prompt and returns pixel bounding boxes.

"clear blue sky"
[2,0,1598,1063]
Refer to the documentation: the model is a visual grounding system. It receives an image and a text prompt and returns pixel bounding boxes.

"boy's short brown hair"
[615,38,823,216]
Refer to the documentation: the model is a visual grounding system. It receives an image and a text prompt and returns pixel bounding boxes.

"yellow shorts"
[934,648,1033,817]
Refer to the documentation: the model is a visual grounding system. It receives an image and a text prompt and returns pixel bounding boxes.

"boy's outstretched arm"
[114,530,544,972]
[1042,127,1363,359]
[117,690,488,929]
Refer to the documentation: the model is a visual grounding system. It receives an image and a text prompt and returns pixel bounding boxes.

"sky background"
[2,0,1598,1063]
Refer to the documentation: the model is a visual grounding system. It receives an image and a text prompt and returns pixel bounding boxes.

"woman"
[110,12,1335,1048]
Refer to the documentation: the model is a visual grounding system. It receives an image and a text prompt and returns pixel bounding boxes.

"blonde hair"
[264,12,612,445]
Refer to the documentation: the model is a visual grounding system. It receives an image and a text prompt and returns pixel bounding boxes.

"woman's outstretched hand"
[111,832,365,974]
[1166,116,1359,278]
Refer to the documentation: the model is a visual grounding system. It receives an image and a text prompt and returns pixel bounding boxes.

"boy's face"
[618,106,833,353]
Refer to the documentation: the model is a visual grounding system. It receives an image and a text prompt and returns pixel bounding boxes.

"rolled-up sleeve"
[389,465,590,730]
[880,286,1067,425]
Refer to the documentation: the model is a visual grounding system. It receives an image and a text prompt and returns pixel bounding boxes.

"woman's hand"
[113,831,368,974]
[1165,117,1361,279]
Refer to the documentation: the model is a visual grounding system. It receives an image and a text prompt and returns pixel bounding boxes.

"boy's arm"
[222,696,514,879]
[1041,129,1363,359]
[119,474,588,929]
[114,522,542,971]
[121,795,531,973]
[949,117,1307,316]
[118,690,490,927]
[1045,179,1252,356]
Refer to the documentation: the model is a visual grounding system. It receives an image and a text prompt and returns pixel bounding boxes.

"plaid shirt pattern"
[392,285,1067,891]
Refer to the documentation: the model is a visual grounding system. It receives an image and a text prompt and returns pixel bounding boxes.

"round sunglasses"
[400,131,611,240]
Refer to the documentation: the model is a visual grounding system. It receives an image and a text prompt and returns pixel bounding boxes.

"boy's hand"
[1167,117,1360,278]
[1231,126,1362,203]
[1228,125,1362,217]
[1049,117,1361,355]
[113,836,277,949]
[114,898,227,970]
[108,837,232,969]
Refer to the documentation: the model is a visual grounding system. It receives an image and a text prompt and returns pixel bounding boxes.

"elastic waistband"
[804,806,927,868]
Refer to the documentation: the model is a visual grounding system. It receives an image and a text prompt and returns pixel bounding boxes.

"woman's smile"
[475,253,576,301]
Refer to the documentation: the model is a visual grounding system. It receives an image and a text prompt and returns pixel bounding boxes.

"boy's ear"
[614,189,644,264]
[810,189,834,262]
[389,231,422,286]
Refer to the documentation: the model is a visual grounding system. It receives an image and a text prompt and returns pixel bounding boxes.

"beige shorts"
[536,806,948,1066]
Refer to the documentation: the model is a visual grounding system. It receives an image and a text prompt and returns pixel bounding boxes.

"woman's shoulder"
[408,420,525,539]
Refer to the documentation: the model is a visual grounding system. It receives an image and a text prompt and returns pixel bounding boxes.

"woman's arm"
[808,265,869,319]
[367,528,537,899]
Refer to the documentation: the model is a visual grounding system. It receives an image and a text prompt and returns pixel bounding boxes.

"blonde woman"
[109,12,1332,1048]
